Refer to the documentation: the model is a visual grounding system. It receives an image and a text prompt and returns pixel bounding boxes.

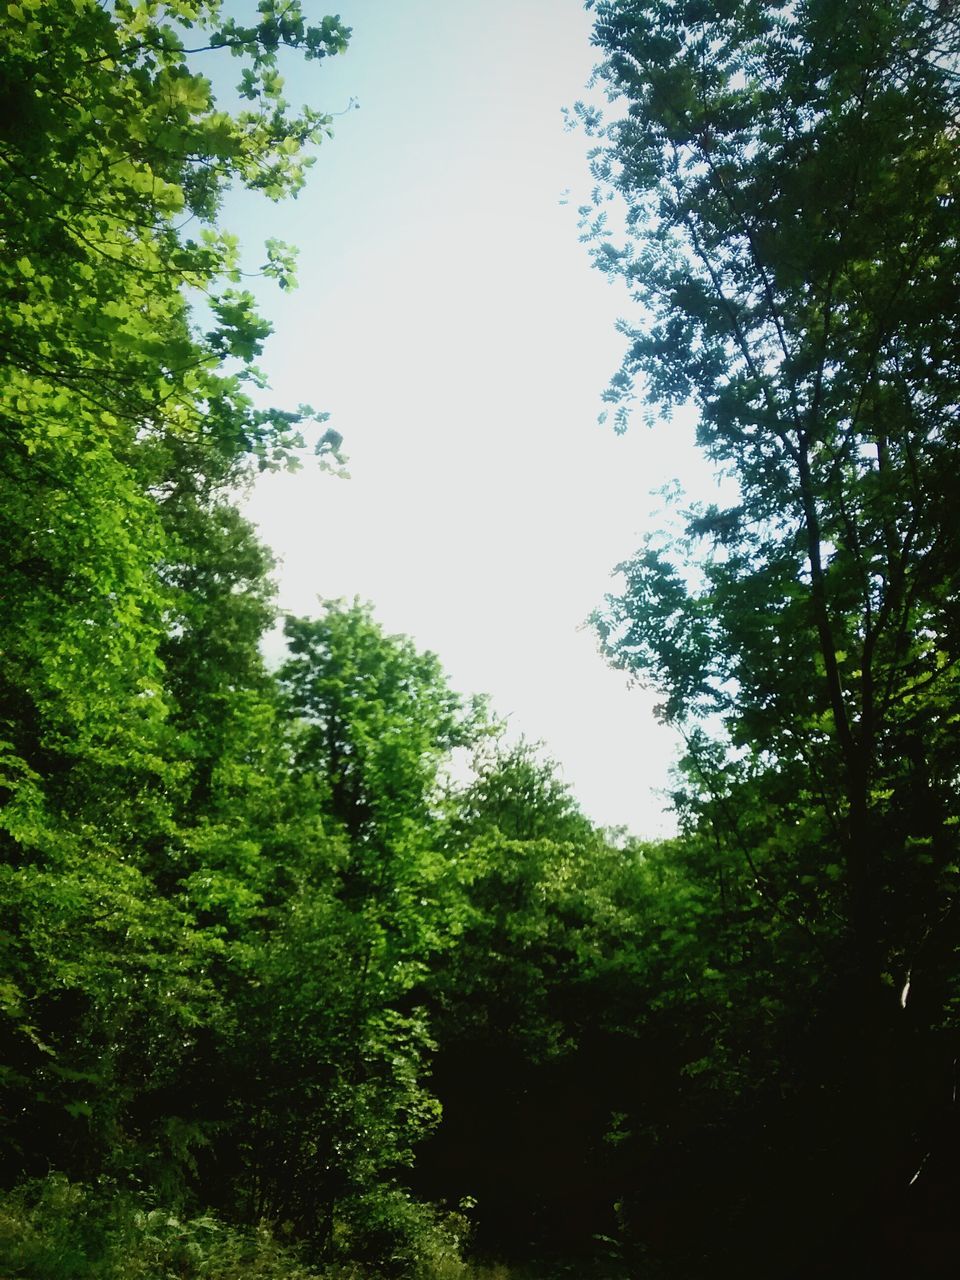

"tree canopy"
[2,2,959,1279]
[580,0,960,1269]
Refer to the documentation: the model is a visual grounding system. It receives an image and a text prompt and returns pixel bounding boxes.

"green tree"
[209,602,487,1254]
[417,742,635,1256]
[0,0,350,1201]
[581,0,960,1267]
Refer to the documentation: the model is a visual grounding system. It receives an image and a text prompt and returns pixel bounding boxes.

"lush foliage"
[4,1,958,1279]
[576,0,960,1271]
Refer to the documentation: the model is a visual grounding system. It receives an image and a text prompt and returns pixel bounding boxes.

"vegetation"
[1,1,957,1278]
[577,0,960,1270]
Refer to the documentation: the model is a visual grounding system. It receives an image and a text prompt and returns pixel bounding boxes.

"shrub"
[0,1176,323,1280]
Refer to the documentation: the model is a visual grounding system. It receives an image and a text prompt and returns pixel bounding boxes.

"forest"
[1,1,958,1277]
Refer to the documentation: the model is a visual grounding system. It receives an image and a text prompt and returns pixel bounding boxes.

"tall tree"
[582,0,960,1267]
[227,602,487,1254]
[0,0,349,1196]
[417,742,631,1256]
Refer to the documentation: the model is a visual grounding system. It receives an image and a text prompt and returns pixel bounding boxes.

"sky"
[227,0,724,837]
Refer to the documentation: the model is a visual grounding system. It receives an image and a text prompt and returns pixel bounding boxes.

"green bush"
[330,1188,470,1280]
[0,1176,323,1280]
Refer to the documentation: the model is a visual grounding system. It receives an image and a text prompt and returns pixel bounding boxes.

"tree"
[416,741,633,1256]
[280,601,484,916]
[581,0,960,1267]
[213,602,487,1252]
[0,0,350,1200]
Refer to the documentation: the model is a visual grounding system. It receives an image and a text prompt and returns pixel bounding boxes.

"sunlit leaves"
[0,0,352,1204]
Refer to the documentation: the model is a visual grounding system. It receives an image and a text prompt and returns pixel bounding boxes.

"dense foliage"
[2,1,957,1279]
[578,0,960,1272]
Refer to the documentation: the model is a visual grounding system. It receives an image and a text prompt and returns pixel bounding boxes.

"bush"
[0,1176,323,1280]
[330,1188,471,1280]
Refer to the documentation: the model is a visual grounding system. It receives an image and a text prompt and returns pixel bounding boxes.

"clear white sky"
[227,0,724,837]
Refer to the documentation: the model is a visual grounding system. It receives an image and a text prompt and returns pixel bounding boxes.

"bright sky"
[230,0,723,837]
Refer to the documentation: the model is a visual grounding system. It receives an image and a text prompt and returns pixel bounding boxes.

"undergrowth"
[0,1176,470,1280]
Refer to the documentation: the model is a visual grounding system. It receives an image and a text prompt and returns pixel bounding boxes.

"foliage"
[0,0,355,1241]
[415,743,635,1256]
[578,0,960,1270]
[2,0,348,454]
[0,1176,327,1280]
[329,1187,472,1280]
[164,602,491,1253]
[10,0,960,1276]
